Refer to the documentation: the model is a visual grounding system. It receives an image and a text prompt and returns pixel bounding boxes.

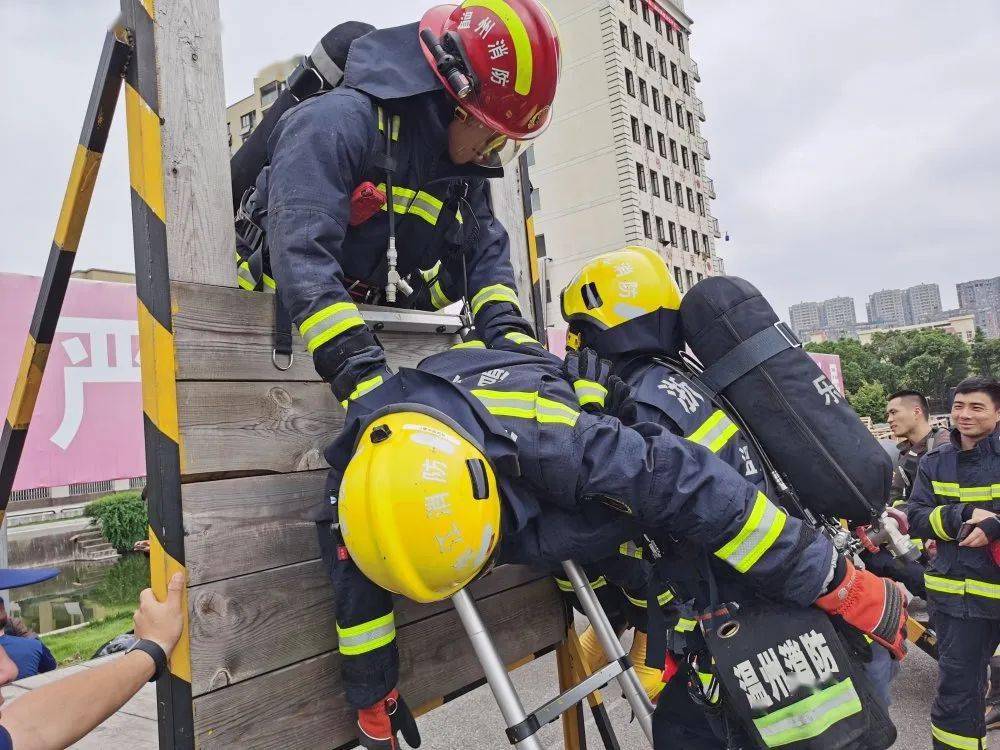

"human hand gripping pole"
[814,557,908,660]
[357,689,421,750]
[562,348,613,412]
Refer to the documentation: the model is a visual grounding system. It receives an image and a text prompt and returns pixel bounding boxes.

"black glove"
[357,689,421,749]
[563,348,613,412]
[604,375,636,418]
[979,515,1000,542]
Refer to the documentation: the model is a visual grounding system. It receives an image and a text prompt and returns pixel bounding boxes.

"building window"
[676,102,684,123]
[663,175,672,201]
[647,43,656,70]
[669,139,678,163]
[545,278,552,304]
[674,181,683,204]
[656,215,666,242]
[625,68,635,96]
[629,0,637,12]
[697,272,704,283]
[668,221,678,246]
[686,187,695,211]
[636,163,646,192]
[644,124,654,151]
[674,266,684,291]
[650,169,660,196]
[664,96,673,121]
[240,111,256,132]
[631,116,641,143]
[652,87,661,113]
[536,234,547,257]
[657,131,667,157]
[642,211,652,239]
[641,2,650,23]
[666,26,674,45]
[702,233,710,252]
[671,62,679,87]
[686,269,694,289]
[633,33,643,59]
[681,227,690,252]
[687,111,695,133]
[260,80,285,109]
[681,145,689,169]
[639,78,648,104]
[697,193,705,216]
[655,15,662,34]
[692,153,701,175]
[658,52,668,78]
[620,21,629,49]
[692,233,699,254]
[681,71,690,94]
[677,32,686,54]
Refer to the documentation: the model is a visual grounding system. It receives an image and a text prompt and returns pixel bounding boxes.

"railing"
[692,96,705,120]
[696,135,711,159]
[689,59,701,81]
[707,215,721,238]
[703,176,716,198]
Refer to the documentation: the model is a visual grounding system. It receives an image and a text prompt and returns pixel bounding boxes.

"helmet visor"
[449,110,528,168]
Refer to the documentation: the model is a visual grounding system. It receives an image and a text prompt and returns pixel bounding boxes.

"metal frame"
[0,28,130,516]
[517,150,547,339]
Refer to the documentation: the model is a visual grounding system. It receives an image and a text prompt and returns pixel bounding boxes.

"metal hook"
[272,349,294,371]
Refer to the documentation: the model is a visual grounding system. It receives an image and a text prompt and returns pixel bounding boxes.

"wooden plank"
[182,470,327,585]
[171,282,459,382]
[192,578,565,749]
[155,0,234,286]
[178,381,340,477]
[188,557,546,695]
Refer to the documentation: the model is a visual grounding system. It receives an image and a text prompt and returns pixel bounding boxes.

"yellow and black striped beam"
[0,28,130,515]
[120,1,193,746]
[517,151,548,341]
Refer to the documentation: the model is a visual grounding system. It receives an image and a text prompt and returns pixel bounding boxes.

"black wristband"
[127,639,168,682]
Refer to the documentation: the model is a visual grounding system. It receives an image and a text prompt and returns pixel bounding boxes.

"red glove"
[357,689,421,750]
[815,558,908,661]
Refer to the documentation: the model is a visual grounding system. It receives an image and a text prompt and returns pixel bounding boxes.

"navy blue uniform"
[908,426,1000,750]
[258,23,533,401]
[323,345,835,709]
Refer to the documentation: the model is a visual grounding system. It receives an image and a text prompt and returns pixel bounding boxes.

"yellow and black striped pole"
[120,0,194,746]
[517,150,547,341]
[0,28,130,516]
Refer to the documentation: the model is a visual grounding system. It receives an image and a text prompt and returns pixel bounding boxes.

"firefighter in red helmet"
[230,3,561,748]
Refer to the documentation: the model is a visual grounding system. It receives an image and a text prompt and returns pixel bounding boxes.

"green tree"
[868,330,969,401]
[971,330,1000,378]
[850,380,888,422]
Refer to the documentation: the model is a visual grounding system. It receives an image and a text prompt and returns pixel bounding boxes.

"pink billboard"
[0,273,144,491]
[807,353,845,398]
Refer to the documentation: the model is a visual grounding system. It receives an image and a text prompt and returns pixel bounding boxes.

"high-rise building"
[789,302,822,339]
[957,276,1000,338]
[905,283,942,324]
[529,0,721,325]
[225,59,298,154]
[866,289,907,328]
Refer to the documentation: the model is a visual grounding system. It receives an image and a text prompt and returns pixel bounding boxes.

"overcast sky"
[1,1,998,321]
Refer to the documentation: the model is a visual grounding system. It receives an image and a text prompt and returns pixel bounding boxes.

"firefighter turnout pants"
[932,612,1000,750]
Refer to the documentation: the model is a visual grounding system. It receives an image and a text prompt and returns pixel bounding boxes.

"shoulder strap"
[698,322,801,397]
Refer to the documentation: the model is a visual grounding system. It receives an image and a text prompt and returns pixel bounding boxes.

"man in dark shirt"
[0,598,55,679]
[887,389,949,506]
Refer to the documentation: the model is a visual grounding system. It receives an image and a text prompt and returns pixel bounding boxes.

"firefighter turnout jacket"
[323,345,836,709]
[908,426,1000,620]
[258,23,533,402]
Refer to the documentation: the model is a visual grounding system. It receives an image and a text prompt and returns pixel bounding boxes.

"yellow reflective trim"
[554,576,606,592]
[452,339,486,350]
[675,617,697,632]
[349,374,384,401]
[299,302,365,352]
[536,396,579,427]
[925,574,966,596]
[933,481,961,498]
[932,723,983,750]
[714,492,787,574]
[687,409,740,454]
[430,279,452,310]
[471,389,579,427]
[337,612,397,656]
[657,590,675,606]
[929,505,952,541]
[262,274,276,291]
[624,591,648,608]
[505,331,540,346]
[471,284,521,315]
[465,0,533,95]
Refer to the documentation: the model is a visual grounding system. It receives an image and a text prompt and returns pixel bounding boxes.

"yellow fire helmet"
[560,245,681,349]
[338,408,502,604]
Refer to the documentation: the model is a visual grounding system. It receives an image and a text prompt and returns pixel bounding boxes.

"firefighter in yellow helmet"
[323,310,907,748]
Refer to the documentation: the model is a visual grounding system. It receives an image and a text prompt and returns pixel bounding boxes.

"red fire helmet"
[419,1,561,141]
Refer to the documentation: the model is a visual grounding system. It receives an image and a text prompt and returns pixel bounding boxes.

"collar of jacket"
[947,424,1000,455]
[325,367,521,477]
[585,308,684,360]
[898,426,946,455]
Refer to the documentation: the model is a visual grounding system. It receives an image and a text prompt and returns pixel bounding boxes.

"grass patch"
[42,612,134,666]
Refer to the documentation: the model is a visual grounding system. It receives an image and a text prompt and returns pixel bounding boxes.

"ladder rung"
[505,657,630,744]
